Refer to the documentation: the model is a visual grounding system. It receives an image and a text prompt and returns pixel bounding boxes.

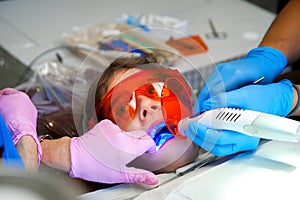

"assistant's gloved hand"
[197,46,287,112]
[185,79,294,156]
[0,88,42,164]
[69,119,158,185]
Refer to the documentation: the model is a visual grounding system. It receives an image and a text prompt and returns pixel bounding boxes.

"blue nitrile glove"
[202,79,294,117]
[197,46,287,112]
[184,122,260,156]
[185,79,293,156]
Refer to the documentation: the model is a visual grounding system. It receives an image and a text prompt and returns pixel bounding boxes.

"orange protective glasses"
[96,68,193,139]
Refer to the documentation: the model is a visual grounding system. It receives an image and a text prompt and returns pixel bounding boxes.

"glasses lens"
[135,83,163,100]
[162,77,193,139]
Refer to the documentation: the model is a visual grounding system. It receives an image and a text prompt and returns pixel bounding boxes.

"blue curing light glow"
[148,122,174,152]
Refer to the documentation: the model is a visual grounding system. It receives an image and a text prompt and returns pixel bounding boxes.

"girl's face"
[104,68,199,173]
[106,68,165,133]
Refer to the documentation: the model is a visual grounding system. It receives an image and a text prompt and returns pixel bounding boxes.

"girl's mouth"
[147,122,174,152]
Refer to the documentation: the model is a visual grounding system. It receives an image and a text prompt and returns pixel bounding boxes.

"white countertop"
[0,0,275,67]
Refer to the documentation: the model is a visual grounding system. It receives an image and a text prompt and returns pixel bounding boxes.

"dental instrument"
[205,18,227,40]
[178,107,300,142]
[157,152,217,187]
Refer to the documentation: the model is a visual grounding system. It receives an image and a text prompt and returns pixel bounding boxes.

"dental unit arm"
[178,108,300,142]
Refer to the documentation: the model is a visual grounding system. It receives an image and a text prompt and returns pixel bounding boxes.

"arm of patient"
[41,136,71,171]
[16,136,39,170]
[41,120,158,185]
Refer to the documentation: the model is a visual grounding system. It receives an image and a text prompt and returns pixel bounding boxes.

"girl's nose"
[138,96,161,121]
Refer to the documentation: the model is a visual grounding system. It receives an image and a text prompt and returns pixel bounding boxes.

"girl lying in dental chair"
[0,54,200,191]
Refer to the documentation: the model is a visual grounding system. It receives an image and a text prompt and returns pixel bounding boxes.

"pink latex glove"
[69,119,158,185]
[0,88,42,163]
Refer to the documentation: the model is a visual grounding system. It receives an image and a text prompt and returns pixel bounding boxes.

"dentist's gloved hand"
[69,119,158,185]
[185,123,260,156]
[202,79,293,117]
[185,79,294,156]
[197,46,287,112]
[0,88,42,167]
